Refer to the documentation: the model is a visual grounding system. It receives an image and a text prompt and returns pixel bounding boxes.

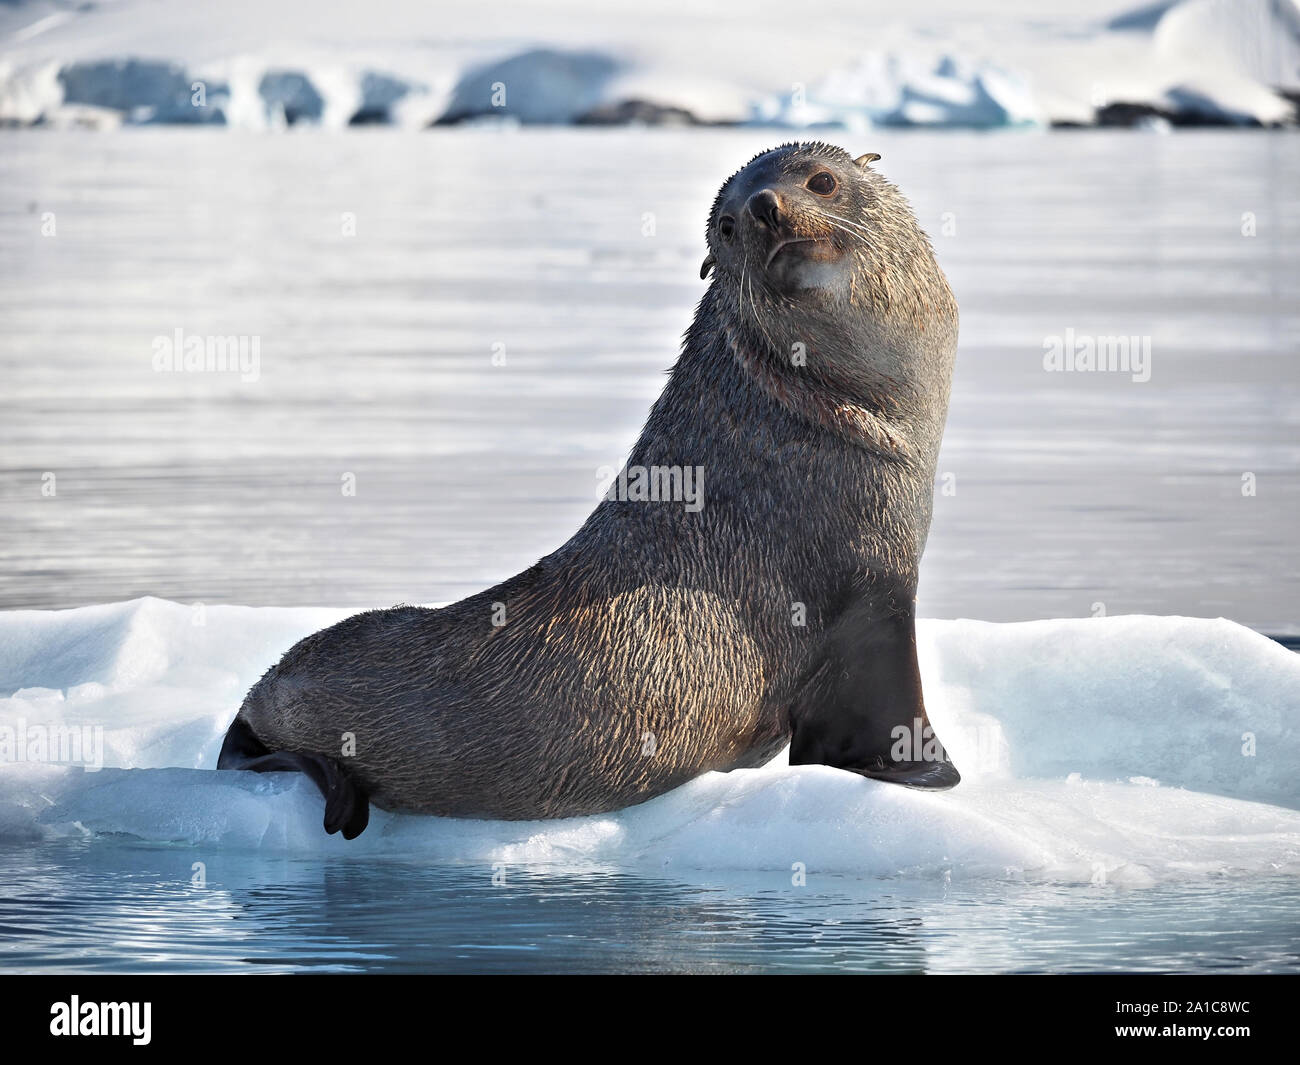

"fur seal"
[218,141,961,839]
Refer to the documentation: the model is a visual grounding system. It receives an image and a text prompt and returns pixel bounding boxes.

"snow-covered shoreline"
[2,597,1296,882]
[2,0,1298,130]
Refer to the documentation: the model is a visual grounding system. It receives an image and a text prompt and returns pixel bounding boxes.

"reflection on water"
[0,129,1297,629]
[1,843,1297,973]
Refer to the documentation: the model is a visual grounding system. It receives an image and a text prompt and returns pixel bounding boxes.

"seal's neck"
[712,277,955,467]
[723,318,913,459]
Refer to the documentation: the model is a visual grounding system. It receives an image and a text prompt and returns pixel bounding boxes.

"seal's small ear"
[699,254,716,280]
[854,152,882,167]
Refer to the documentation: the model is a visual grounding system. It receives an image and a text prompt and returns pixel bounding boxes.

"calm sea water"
[1,842,1297,974]
[1,128,1297,629]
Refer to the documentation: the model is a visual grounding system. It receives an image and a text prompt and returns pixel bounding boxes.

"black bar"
[2,973,1295,1051]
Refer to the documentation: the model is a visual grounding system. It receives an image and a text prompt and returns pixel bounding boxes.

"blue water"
[1,842,1296,973]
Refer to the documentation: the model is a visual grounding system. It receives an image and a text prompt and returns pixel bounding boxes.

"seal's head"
[701,142,887,296]
[696,142,959,458]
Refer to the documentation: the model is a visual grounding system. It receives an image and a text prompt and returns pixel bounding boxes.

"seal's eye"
[718,215,736,241]
[806,172,837,196]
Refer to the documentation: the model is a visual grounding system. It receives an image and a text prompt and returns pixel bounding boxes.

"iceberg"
[750,52,1043,130]
[435,49,622,125]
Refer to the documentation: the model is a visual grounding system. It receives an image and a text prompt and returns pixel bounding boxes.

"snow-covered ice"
[750,52,1043,130]
[1,0,1297,128]
[2,597,1296,884]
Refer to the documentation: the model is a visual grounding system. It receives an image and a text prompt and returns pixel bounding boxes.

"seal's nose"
[745,188,782,233]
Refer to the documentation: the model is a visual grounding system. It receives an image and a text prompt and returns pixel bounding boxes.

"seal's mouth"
[764,237,833,270]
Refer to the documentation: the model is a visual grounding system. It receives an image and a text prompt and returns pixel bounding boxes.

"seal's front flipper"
[217,716,370,838]
[851,755,960,790]
[788,602,960,790]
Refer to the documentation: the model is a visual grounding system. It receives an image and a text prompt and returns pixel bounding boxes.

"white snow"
[750,51,1044,130]
[1,597,1296,884]
[1156,0,1300,91]
[0,0,1296,127]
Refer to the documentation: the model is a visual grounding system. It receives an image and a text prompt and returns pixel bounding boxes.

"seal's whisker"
[742,262,783,357]
[750,276,779,353]
[822,214,872,244]
[822,211,873,237]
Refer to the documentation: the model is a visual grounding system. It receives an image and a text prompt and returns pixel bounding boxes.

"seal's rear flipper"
[788,602,960,791]
[217,716,370,839]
